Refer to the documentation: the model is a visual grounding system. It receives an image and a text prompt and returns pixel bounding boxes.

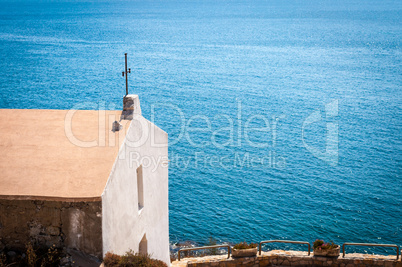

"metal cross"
[122,53,131,95]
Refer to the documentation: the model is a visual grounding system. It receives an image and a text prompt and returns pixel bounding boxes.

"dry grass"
[104,250,167,267]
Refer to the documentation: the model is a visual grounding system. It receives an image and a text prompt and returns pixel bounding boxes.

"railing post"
[342,244,346,258]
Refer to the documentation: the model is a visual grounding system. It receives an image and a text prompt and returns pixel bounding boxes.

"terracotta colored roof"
[0,109,130,201]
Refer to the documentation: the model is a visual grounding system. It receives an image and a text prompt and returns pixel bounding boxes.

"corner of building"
[101,95,170,266]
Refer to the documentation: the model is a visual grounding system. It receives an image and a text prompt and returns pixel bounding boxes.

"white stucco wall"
[101,112,169,265]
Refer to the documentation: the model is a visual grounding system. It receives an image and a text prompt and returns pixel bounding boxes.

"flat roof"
[0,109,130,201]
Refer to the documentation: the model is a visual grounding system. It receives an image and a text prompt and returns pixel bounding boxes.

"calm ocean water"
[0,0,401,254]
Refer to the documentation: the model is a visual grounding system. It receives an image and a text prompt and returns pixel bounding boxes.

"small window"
[139,234,147,255]
[136,165,144,210]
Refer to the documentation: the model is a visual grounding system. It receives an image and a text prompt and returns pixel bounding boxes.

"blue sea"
[0,0,401,255]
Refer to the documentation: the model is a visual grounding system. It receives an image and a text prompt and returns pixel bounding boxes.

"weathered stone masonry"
[0,199,102,258]
[172,250,402,267]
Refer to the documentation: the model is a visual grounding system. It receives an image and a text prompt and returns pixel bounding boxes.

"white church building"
[0,95,170,265]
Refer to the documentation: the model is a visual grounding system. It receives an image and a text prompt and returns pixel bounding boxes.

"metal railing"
[342,243,399,260]
[176,241,400,261]
[178,244,231,261]
[259,240,311,256]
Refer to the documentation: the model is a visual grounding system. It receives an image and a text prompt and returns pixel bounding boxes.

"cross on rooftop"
[122,53,131,95]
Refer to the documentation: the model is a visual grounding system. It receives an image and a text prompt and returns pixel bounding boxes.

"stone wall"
[0,199,102,259]
[172,250,402,267]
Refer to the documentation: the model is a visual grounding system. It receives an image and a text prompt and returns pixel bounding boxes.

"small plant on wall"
[313,239,340,257]
[233,242,258,250]
[232,242,258,258]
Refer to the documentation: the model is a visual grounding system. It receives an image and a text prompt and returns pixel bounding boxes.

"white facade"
[101,95,170,265]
